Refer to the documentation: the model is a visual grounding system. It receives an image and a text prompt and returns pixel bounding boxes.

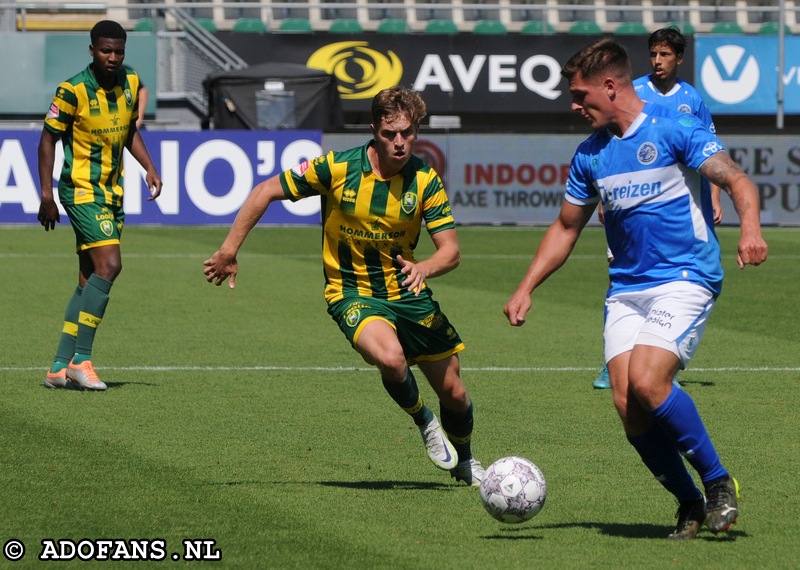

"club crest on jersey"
[344,306,361,328]
[637,142,658,165]
[678,104,691,114]
[703,141,723,157]
[124,89,133,106]
[291,161,310,176]
[401,191,418,214]
[99,220,114,237]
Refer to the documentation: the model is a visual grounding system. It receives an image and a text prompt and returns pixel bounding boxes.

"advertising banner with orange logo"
[218,33,655,117]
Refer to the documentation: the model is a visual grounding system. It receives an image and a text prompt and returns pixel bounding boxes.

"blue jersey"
[565,102,725,296]
[633,75,715,133]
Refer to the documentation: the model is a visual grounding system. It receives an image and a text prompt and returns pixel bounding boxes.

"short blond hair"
[371,86,427,128]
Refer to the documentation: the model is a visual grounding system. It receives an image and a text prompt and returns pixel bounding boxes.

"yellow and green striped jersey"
[43,64,141,207]
[280,141,456,304]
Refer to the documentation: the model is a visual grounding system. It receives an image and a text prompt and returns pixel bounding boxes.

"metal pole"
[777,0,785,129]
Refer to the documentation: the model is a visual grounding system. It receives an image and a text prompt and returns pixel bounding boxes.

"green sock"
[52,285,83,372]
[382,368,433,426]
[74,274,113,360]
[441,401,474,462]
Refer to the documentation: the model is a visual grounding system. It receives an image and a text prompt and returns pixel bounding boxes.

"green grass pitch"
[1,225,798,568]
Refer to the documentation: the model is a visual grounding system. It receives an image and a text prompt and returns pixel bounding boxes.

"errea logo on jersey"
[637,142,658,166]
[291,161,310,176]
[700,44,760,105]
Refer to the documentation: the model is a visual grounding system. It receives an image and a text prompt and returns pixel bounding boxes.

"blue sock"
[651,385,728,484]
[627,424,702,502]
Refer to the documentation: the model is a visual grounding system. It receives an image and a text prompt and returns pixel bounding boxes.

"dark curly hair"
[90,20,127,46]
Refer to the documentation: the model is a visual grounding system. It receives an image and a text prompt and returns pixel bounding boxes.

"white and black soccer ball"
[479,456,547,524]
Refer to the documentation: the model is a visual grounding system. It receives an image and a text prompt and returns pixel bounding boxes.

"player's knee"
[95,259,122,281]
[374,351,408,379]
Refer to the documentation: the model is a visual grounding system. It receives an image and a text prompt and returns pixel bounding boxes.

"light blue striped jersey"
[565,102,725,296]
[633,76,717,218]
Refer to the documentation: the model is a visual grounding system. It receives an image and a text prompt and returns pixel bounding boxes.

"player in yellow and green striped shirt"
[38,20,163,391]
[204,86,484,486]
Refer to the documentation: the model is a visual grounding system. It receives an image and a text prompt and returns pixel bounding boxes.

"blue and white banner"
[0,130,324,225]
[695,35,800,115]
[2,131,797,226]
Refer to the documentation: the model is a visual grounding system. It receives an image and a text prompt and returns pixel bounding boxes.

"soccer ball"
[479,456,547,524]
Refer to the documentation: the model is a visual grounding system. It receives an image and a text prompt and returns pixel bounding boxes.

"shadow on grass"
[481,525,544,540]
[529,521,747,540]
[43,382,149,392]
[318,480,453,491]
[677,379,716,388]
[204,480,454,491]
[104,381,161,389]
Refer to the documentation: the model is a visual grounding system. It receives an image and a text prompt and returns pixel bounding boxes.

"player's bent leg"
[611,353,704,538]
[419,357,482,483]
[355,320,456,469]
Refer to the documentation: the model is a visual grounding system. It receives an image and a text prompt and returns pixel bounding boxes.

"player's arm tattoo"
[700,152,748,193]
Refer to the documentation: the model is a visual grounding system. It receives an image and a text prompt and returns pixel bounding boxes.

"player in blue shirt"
[593,27,723,389]
[505,39,767,540]
[634,27,723,224]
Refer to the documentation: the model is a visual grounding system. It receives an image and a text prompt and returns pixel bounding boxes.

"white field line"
[3,365,798,373]
[3,253,800,260]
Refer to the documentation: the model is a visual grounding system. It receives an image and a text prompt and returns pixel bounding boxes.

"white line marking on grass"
[4,366,799,373]
[4,252,800,260]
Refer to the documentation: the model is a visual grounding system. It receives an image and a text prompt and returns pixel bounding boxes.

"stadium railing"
[4,1,797,35]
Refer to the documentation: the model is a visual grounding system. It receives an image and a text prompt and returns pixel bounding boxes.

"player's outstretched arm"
[203,176,286,288]
[504,201,594,326]
[700,152,768,268]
